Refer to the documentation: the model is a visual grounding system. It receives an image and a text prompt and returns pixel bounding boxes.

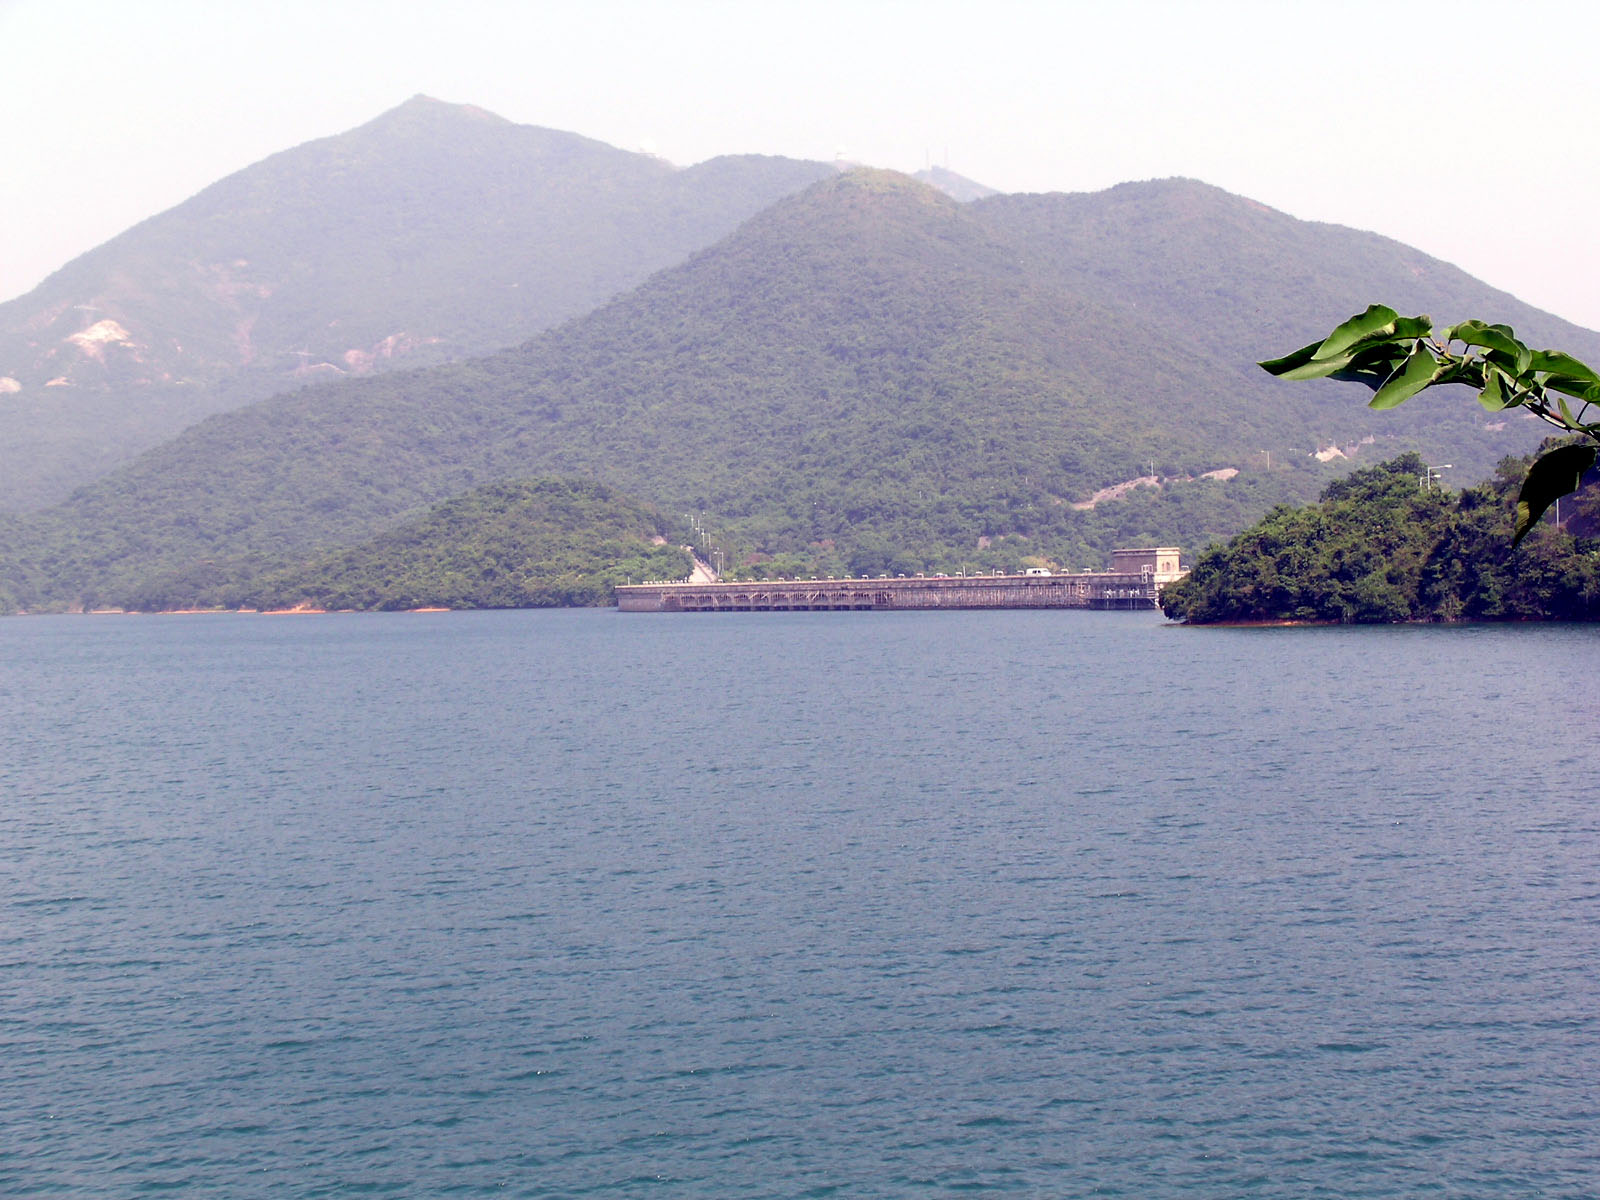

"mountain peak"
[809,168,960,213]
[400,94,506,120]
[0,102,834,508]
[358,94,514,137]
[730,168,974,257]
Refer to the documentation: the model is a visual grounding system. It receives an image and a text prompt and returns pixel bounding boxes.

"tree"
[1261,305,1600,545]
[1158,451,1600,624]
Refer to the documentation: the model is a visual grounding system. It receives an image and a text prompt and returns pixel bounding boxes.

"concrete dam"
[617,548,1185,613]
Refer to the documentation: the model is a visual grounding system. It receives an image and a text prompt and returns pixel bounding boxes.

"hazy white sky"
[4,0,1598,329]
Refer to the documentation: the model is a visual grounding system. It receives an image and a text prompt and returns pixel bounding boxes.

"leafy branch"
[1261,305,1600,545]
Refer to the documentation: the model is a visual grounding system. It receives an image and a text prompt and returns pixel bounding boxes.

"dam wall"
[616,548,1185,613]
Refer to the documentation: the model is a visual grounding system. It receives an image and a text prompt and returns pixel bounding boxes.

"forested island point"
[1160,451,1600,624]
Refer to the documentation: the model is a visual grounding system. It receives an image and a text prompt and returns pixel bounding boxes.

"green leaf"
[1259,340,1327,378]
[1445,320,1529,367]
[1483,349,1529,380]
[1369,343,1441,410]
[1314,305,1405,360]
[1542,376,1600,403]
[1530,350,1600,383]
[1512,443,1598,547]
[1328,343,1414,390]
[1261,343,1404,384]
[1432,355,1487,389]
[1389,315,1434,340]
[1260,309,1428,383]
[1477,367,1507,411]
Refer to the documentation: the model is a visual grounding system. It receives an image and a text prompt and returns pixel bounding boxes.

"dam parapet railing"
[617,548,1185,613]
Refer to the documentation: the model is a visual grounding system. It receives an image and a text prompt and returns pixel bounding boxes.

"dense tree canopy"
[1160,451,1600,624]
[62,478,691,613]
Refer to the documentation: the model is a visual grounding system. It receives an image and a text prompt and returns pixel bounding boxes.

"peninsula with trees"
[1165,309,1600,625]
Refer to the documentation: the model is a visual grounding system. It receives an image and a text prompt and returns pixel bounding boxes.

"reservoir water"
[3,609,1597,1197]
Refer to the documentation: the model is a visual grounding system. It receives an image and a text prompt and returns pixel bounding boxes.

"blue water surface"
[2,609,1596,1197]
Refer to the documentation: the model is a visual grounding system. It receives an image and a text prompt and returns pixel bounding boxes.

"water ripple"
[2,611,1597,1197]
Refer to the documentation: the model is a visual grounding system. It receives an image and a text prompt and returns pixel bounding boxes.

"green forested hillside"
[204,478,688,612]
[979,179,1600,362]
[1160,451,1600,623]
[2,169,1591,613]
[978,179,1600,462]
[0,97,833,507]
